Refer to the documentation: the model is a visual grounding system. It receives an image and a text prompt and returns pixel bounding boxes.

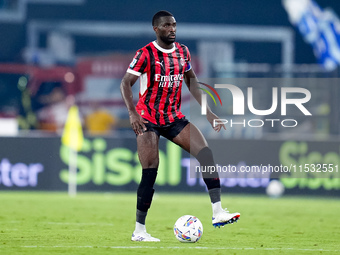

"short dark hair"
[152,10,173,26]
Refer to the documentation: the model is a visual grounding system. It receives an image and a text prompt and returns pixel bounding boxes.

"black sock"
[196,147,221,203]
[136,209,148,225]
[136,168,157,218]
[208,187,221,204]
[196,147,221,190]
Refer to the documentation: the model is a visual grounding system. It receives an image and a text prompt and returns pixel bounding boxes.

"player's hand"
[129,111,148,135]
[207,110,226,132]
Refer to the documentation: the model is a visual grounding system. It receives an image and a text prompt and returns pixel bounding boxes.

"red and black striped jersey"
[127,41,192,126]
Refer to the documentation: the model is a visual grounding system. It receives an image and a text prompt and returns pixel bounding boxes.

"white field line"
[4,221,113,226]
[17,246,339,252]
[47,222,114,226]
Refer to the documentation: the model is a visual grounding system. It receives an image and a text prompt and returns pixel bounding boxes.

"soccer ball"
[173,215,203,243]
[266,180,285,198]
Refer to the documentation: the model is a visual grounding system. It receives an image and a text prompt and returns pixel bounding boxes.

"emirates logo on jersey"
[154,74,183,88]
[155,74,183,82]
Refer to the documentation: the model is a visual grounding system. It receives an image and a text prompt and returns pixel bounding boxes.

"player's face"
[155,16,176,45]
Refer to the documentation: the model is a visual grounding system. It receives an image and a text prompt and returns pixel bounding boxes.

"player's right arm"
[120,72,148,136]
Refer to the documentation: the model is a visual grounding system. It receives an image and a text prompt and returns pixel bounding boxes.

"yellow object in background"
[85,109,115,135]
[62,105,84,151]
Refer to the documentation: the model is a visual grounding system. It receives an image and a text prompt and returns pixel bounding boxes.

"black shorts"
[143,117,189,140]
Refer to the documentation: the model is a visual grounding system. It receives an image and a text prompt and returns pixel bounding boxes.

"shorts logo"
[130,58,137,68]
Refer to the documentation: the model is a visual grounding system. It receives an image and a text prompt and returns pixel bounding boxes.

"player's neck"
[155,39,174,50]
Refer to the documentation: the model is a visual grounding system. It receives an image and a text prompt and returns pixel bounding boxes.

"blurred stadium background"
[0,0,340,197]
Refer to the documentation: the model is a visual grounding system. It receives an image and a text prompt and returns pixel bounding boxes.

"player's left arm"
[184,69,226,132]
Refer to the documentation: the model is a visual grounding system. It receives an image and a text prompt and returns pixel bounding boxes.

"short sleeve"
[127,49,148,77]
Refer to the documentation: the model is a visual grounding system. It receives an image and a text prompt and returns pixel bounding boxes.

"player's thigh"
[172,122,208,157]
[136,131,160,168]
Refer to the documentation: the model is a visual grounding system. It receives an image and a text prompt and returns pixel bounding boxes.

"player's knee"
[141,156,159,169]
[147,160,159,169]
[196,147,214,167]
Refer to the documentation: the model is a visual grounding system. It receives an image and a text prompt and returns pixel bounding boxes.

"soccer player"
[120,10,240,242]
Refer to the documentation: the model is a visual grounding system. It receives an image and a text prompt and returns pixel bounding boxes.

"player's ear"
[153,26,158,32]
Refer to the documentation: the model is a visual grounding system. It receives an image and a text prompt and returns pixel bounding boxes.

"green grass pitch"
[0,192,339,255]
